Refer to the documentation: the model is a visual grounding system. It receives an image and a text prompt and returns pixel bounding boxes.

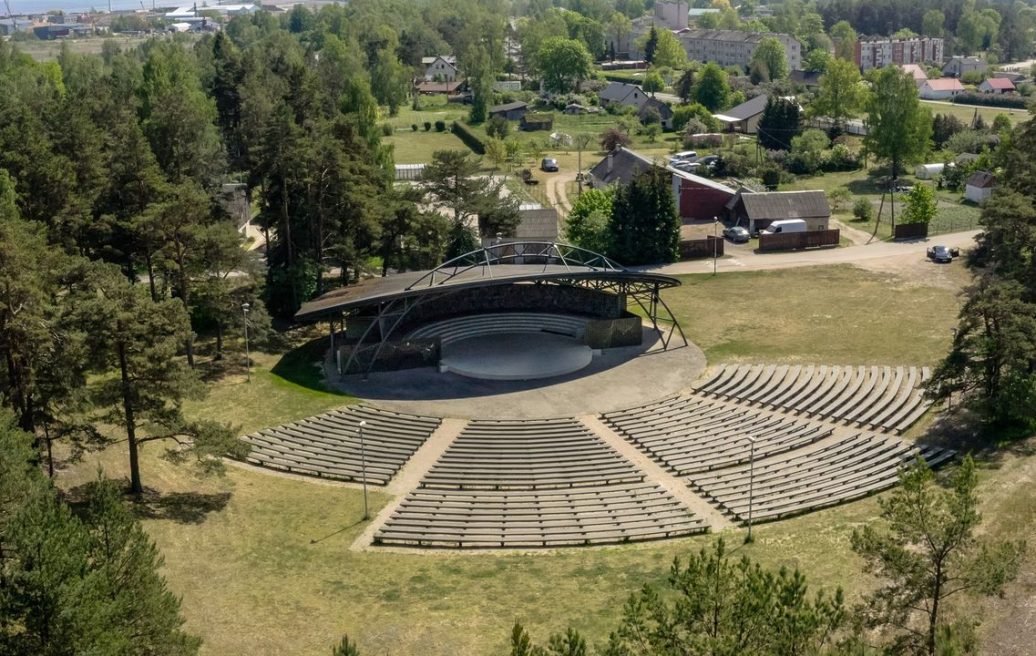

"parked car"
[723,225,750,243]
[697,155,720,168]
[672,160,702,173]
[669,150,698,163]
[927,245,960,263]
[540,158,559,172]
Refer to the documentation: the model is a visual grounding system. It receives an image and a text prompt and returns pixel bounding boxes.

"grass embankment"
[919,99,1028,126]
[55,265,1035,656]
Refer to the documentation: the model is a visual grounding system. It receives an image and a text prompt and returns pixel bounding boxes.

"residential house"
[856,37,944,71]
[725,190,831,233]
[599,81,674,128]
[422,55,459,82]
[978,77,1015,94]
[713,93,770,134]
[901,64,928,86]
[488,101,529,121]
[588,147,658,187]
[965,170,995,203]
[587,147,739,221]
[919,78,964,100]
[678,29,802,70]
[943,56,986,78]
[669,168,738,221]
[415,80,464,95]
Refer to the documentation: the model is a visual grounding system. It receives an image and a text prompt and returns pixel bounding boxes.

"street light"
[358,420,369,520]
[745,435,758,544]
[713,216,719,276]
[242,302,251,383]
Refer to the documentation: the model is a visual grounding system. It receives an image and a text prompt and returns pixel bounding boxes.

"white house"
[422,56,459,82]
[919,78,964,100]
[978,77,1015,94]
[965,171,995,203]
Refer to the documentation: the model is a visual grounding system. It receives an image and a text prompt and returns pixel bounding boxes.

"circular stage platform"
[333,326,707,419]
[439,333,594,381]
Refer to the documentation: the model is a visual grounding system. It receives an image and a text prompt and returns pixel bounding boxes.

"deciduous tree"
[852,457,1024,656]
[863,67,932,180]
[692,62,730,111]
[537,37,594,93]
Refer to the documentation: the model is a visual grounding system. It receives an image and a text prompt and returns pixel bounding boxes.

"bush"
[786,128,829,175]
[828,186,852,212]
[672,103,720,132]
[853,198,873,222]
[761,167,781,190]
[961,70,985,85]
[411,123,419,132]
[434,120,446,132]
[451,121,486,154]
[380,123,394,136]
[953,92,1028,109]
[825,143,861,171]
[423,121,432,131]
[945,129,998,155]
[599,127,631,152]
[486,115,510,139]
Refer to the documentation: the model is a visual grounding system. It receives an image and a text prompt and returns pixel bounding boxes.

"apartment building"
[855,37,944,71]
[678,29,802,71]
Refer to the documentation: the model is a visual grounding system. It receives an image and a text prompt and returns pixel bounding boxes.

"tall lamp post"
[745,435,758,544]
[358,420,369,520]
[713,216,719,276]
[242,302,251,383]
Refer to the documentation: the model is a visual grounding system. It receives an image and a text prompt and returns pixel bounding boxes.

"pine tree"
[757,96,801,151]
[607,167,680,266]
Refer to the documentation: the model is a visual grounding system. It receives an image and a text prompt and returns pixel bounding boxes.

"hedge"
[952,92,1030,109]
[451,120,485,154]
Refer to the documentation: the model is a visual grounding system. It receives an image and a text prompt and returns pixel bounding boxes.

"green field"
[52,263,1036,656]
[12,34,169,61]
[385,129,469,165]
[920,100,1029,126]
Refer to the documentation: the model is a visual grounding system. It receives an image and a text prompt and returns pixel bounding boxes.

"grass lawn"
[919,100,1029,126]
[385,130,468,165]
[664,265,969,365]
[52,263,1036,656]
[13,34,169,60]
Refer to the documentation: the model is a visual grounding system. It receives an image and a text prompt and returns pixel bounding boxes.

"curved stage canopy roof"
[295,242,681,322]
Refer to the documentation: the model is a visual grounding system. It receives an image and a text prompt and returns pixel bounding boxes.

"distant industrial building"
[678,29,801,71]
[855,37,944,71]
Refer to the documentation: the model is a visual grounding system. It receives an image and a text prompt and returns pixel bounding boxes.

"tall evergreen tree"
[607,167,680,266]
[758,96,801,151]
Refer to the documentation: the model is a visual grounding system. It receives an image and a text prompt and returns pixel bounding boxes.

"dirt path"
[831,218,878,247]
[544,170,578,219]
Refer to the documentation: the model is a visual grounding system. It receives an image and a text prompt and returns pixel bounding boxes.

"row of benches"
[405,313,588,346]
[602,394,832,475]
[689,433,953,523]
[695,364,933,434]
[374,483,707,548]
[242,406,441,486]
[420,419,644,490]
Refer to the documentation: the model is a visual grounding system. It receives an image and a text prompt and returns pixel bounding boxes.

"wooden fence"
[680,235,724,260]
[758,229,840,252]
[894,222,929,240]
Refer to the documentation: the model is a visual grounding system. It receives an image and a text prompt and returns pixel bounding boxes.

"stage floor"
[439,333,594,381]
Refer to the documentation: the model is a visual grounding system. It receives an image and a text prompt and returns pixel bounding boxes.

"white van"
[761,219,807,235]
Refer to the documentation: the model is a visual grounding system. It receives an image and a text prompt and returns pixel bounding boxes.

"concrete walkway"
[580,415,734,532]
[350,417,468,550]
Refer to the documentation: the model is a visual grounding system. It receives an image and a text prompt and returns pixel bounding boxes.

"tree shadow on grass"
[269,335,349,396]
[919,407,1036,469]
[133,489,233,524]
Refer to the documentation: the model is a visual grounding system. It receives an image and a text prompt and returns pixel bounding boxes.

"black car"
[540,158,559,172]
[927,245,960,263]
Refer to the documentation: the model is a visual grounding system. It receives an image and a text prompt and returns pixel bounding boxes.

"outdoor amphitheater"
[240,242,953,550]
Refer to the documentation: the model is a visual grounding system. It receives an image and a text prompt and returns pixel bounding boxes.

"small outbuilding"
[713,94,770,134]
[965,170,995,203]
[915,163,945,180]
[725,189,831,234]
[488,101,529,121]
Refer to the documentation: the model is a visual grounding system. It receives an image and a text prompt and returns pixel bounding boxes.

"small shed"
[978,77,1015,94]
[965,170,995,203]
[520,112,554,131]
[915,163,945,180]
[488,101,529,121]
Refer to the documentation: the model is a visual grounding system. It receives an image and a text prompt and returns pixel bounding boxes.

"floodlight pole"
[745,435,758,544]
[713,216,719,276]
[359,420,369,520]
[242,302,251,383]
